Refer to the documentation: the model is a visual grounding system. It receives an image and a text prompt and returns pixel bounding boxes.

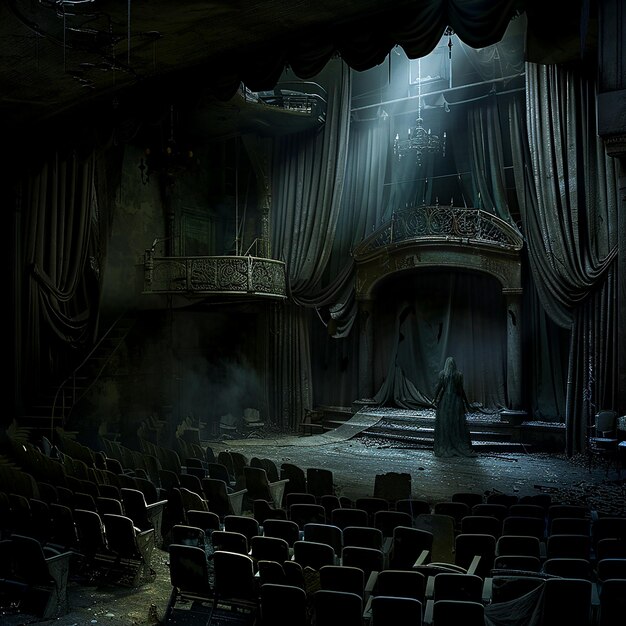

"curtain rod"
[350,72,525,113]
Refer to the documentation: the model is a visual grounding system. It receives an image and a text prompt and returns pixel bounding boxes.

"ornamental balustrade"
[143,252,287,299]
[353,204,523,260]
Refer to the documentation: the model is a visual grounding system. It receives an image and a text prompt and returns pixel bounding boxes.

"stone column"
[357,298,375,400]
[501,290,526,424]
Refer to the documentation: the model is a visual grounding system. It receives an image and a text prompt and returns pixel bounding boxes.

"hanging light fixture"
[393,57,446,165]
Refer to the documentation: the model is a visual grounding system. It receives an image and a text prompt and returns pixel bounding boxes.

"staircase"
[313,405,566,453]
[18,313,136,434]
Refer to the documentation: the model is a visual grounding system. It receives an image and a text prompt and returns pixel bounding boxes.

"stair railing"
[50,311,133,439]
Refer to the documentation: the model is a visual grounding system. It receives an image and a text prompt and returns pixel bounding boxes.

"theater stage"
[206,408,624,518]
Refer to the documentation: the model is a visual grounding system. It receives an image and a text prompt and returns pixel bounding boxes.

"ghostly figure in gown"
[432,357,476,458]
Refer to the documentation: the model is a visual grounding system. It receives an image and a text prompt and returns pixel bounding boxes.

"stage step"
[314,405,565,452]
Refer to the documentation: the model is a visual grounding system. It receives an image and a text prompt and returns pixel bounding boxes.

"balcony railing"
[143,252,287,299]
[353,204,523,259]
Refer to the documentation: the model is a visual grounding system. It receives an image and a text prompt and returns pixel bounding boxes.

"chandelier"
[393,58,446,165]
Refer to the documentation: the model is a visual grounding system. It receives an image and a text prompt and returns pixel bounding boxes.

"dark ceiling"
[0,1,415,131]
[0,1,591,141]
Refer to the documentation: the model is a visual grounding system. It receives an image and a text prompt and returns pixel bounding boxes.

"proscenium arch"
[352,205,524,413]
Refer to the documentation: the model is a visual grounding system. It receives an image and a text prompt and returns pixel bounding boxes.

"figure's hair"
[442,356,457,378]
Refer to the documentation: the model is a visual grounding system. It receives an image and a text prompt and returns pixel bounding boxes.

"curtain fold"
[21,148,102,402]
[519,62,618,453]
[269,59,352,429]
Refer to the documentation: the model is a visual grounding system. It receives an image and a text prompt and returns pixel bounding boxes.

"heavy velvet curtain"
[18,148,103,407]
[268,59,352,429]
[22,152,98,402]
[514,63,619,453]
[310,53,516,412]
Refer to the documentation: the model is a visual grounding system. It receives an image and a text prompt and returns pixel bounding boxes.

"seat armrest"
[425,575,436,600]
[268,479,289,509]
[482,577,493,604]
[467,554,481,576]
[227,489,248,515]
[362,594,373,624]
[413,549,430,568]
[365,570,378,594]
[423,599,434,626]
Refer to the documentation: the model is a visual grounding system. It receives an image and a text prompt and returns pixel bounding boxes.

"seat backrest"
[280,463,307,495]
[262,518,301,547]
[542,557,593,580]
[433,501,471,527]
[207,462,233,486]
[546,533,591,560]
[213,550,257,602]
[541,577,592,626]
[340,545,384,580]
[432,572,484,602]
[331,507,369,531]
[433,599,485,626]
[373,510,413,537]
[598,577,626,626]
[451,492,484,508]
[170,524,206,549]
[595,410,617,434]
[354,497,389,522]
[186,509,221,533]
[313,589,363,626]
[74,508,109,556]
[292,539,336,570]
[395,498,431,518]
[454,533,496,577]
[224,514,260,543]
[596,557,626,582]
[260,582,308,626]
[371,595,423,626]
[303,522,343,555]
[243,465,273,501]
[461,514,502,538]
[249,535,290,563]
[169,543,211,597]
[414,514,456,563]
[373,569,426,602]
[289,503,327,528]
[319,564,365,597]
[201,477,233,518]
[342,525,383,551]
[306,467,335,499]
[211,530,249,555]
[501,515,545,540]
[496,534,541,559]
[388,526,434,570]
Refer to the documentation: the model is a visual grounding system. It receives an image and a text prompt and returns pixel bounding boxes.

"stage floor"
[206,426,625,517]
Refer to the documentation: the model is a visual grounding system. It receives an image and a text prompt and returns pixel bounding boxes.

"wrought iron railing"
[353,205,523,259]
[143,252,287,299]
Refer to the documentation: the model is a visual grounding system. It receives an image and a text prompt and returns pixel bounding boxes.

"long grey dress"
[433,359,476,458]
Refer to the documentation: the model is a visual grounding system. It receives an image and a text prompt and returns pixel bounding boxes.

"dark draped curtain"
[371,272,507,410]
[269,59,352,429]
[511,63,618,454]
[22,152,98,402]
[18,148,104,406]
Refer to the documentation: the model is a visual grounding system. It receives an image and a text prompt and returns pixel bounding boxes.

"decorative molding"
[353,205,523,298]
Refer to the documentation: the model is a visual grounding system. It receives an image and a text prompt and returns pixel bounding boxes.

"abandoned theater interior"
[1,1,625,625]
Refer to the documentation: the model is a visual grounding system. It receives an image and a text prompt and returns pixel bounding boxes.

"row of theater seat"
[1,429,625,625]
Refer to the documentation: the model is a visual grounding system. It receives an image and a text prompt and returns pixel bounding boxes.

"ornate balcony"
[143,252,287,299]
[352,204,524,298]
